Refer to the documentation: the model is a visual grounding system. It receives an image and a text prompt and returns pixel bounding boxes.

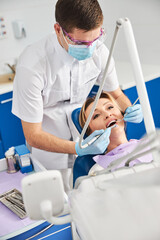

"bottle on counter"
[5,147,19,173]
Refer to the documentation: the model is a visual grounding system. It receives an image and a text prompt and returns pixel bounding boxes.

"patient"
[79,91,153,173]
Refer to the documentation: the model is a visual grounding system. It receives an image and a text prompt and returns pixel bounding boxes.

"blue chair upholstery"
[73,155,96,187]
[72,108,96,187]
[71,84,99,135]
[71,108,82,135]
[71,108,88,139]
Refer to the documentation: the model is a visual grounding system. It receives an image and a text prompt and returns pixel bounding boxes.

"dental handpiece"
[82,124,117,148]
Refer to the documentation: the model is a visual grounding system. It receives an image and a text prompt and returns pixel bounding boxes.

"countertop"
[0,156,46,240]
[0,73,14,95]
[0,62,160,95]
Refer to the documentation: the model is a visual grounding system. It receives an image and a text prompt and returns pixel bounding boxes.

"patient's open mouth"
[107,120,117,128]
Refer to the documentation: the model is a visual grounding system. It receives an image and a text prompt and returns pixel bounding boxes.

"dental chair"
[72,81,119,186]
[71,108,96,186]
[71,85,100,186]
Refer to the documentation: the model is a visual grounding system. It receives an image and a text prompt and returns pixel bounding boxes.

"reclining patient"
[79,91,153,174]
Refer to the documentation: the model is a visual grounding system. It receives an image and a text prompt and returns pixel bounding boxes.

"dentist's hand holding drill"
[75,128,111,156]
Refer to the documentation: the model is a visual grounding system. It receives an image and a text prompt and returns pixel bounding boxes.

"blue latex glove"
[75,128,111,156]
[124,104,143,123]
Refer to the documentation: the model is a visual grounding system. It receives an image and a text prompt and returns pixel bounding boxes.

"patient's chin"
[111,124,124,133]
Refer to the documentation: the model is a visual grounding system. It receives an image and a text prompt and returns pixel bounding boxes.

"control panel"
[0,17,7,40]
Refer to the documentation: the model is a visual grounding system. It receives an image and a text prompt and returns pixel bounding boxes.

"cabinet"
[8,222,72,240]
[123,77,160,140]
[0,91,25,158]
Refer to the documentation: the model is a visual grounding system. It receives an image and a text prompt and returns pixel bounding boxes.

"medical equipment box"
[15,144,33,173]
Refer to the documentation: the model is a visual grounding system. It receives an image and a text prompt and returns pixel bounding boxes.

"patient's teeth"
[107,120,116,128]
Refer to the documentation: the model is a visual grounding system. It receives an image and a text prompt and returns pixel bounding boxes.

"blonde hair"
[79,91,123,136]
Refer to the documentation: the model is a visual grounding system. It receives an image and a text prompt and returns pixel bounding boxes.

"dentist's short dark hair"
[55,0,103,33]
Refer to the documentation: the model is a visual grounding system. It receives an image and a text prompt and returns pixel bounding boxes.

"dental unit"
[21,18,160,240]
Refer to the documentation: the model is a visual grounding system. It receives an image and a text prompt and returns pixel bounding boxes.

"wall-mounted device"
[12,20,26,39]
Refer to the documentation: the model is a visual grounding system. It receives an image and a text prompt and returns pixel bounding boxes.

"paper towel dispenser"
[12,20,26,39]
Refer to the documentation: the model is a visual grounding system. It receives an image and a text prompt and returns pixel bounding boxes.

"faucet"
[6,63,16,74]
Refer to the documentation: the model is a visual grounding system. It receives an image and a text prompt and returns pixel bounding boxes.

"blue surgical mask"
[68,41,97,61]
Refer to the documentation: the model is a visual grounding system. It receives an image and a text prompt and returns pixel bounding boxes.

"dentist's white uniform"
[12,33,119,171]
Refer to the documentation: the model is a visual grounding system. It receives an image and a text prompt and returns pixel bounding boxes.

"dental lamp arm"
[122,18,155,133]
[122,18,159,162]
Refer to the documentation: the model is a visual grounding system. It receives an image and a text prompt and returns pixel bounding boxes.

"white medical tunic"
[12,33,119,170]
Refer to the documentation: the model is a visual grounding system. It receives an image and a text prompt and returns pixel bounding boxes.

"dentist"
[12,0,143,191]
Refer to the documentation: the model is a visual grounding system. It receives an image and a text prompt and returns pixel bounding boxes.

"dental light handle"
[79,23,121,149]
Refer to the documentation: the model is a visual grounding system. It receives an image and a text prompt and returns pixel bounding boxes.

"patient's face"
[85,98,124,133]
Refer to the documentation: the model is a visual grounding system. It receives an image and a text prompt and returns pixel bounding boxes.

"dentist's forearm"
[110,87,131,112]
[21,120,77,154]
[115,93,131,112]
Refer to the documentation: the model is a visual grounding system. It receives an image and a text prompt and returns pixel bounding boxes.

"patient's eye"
[93,114,99,120]
[108,105,114,110]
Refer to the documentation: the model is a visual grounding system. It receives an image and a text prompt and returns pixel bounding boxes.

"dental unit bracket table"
[0,157,72,240]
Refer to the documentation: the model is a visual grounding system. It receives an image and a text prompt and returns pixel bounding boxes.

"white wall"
[100,0,160,65]
[0,0,159,75]
[0,0,56,74]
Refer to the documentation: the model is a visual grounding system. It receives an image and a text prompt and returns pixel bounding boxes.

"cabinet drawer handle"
[0,98,13,104]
